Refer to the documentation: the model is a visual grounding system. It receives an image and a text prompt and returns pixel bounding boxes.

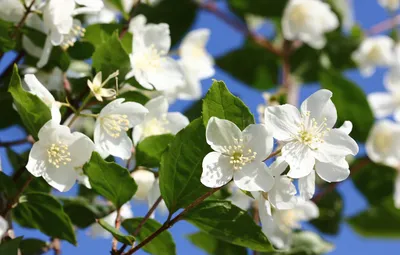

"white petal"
[26,142,47,177]
[227,189,253,210]
[284,142,315,179]
[68,132,94,167]
[51,103,62,124]
[295,200,319,221]
[270,156,289,177]
[338,121,353,135]
[264,104,301,141]
[101,133,133,160]
[165,113,189,134]
[42,165,78,192]
[144,96,169,118]
[201,152,233,188]
[233,162,274,192]
[315,161,350,182]
[268,176,298,210]
[242,124,273,161]
[142,23,171,54]
[299,171,316,200]
[300,89,337,128]
[0,216,8,237]
[147,57,184,91]
[132,170,156,200]
[367,92,397,119]
[24,74,55,107]
[206,117,242,152]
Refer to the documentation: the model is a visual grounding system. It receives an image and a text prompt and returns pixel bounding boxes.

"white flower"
[282,0,339,49]
[379,0,400,11]
[264,90,358,181]
[368,78,400,121]
[131,169,156,200]
[258,197,319,249]
[0,216,7,238]
[90,203,133,238]
[201,117,275,192]
[87,71,118,102]
[352,36,394,77]
[24,67,64,92]
[333,0,354,32]
[366,120,400,168]
[227,183,253,210]
[128,14,147,34]
[180,29,215,79]
[132,96,189,144]
[94,99,148,159]
[126,23,184,91]
[140,0,162,6]
[26,120,94,192]
[147,179,168,218]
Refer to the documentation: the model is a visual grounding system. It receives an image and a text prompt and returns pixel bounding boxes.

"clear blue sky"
[1,0,400,254]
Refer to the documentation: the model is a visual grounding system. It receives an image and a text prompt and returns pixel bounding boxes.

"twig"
[0,138,29,147]
[133,196,162,236]
[367,14,400,35]
[51,238,61,255]
[263,148,281,162]
[1,175,33,216]
[10,0,36,39]
[112,208,122,252]
[124,188,221,255]
[119,0,141,39]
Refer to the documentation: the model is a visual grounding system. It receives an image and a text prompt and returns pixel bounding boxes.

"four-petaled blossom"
[126,23,184,91]
[87,71,118,102]
[352,36,394,77]
[26,120,94,192]
[282,0,339,49]
[94,99,148,159]
[132,96,189,144]
[378,0,400,11]
[265,90,359,183]
[201,117,274,192]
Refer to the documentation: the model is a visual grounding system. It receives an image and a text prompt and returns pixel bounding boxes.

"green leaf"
[351,158,395,206]
[310,190,343,235]
[184,99,203,122]
[84,23,123,47]
[187,232,248,255]
[216,40,279,90]
[202,80,255,130]
[159,118,211,213]
[136,0,198,46]
[98,219,135,245]
[227,0,288,18]
[7,65,52,140]
[12,192,76,244]
[118,91,150,105]
[108,0,128,18]
[0,88,22,129]
[320,69,374,142]
[61,197,114,228]
[92,32,131,80]
[67,41,95,60]
[136,134,175,168]
[19,238,48,255]
[347,198,400,237]
[183,200,273,252]
[122,218,176,255]
[83,152,137,208]
[0,237,23,255]
[0,172,17,198]
[0,19,16,52]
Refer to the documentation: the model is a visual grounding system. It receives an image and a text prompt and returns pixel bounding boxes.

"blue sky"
[1,0,400,254]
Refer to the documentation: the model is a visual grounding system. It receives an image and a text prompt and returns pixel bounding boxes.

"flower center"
[102,114,131,138]
[297,111,330,149]
[373,129,393,153]
[142,118,170,138]
[367,44,383,62]
[61,24,86,50]
[47,142,71,168]
[221,138,257,170]
[276,209,299,233]
[290,4,309,24]
[134,45,163,72]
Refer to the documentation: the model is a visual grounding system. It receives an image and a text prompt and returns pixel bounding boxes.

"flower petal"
[42,165,78,192]
[368,92,397,119]
[315,161,350,182]
[206,117,242,152]
[337,120,353,135]
[144,96,169,118]
[201,152,233,188]
[295,200,319,221]
[68,132,94,167]
[242,124,273,161]
[264,104,301,141]
[165,113,189,134]
[270,156,288,177]
[26,142,48,177]
[283,142,315,179]
[142,23,171,54]
[268,176,298,210]
[300,89,337,128]
[233,162,274,192]
[298,170,316,200]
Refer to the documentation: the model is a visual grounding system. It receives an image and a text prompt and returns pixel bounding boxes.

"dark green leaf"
[83,152,137,208]
[183,200,273,252]
[7,65,52,140]
[136,134,175,168]
[13,192,76,244]
[92,32,131,80]
[122,218,176,255]
[0,237,23,255]
[98,219,135,245]
[67,41,95,60]
[159,118,211,213]
[118,91,150,105]
[19,238,48,255]
[0,172,16,198]
[187,231,248,255]
[320,69,374,142]
[310,190,343,235]
[0,19,16,52]
[227,0,288,18]
[184,98,203,122]
[202,80,255,130]
[0,89,22,129]
[78,184,98,202]
[216,40,279,90]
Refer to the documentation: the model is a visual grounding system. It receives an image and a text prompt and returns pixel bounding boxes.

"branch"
[112,208,122,252]
[134,196,162,236]
[367,14,400,35]
[11,0,36,39]
[0,138,29,147]
[124,188,221,255]
[119,0,141,39]
[1,175,33,217]
[263,148,281,162]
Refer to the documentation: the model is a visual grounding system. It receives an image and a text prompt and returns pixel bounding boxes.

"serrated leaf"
[122,218,176,255]
[187,231,247,255]
[136,134,175,168]
[159,118,211,213]
[183,200,273,252]
[12,192,76,244]
[84,23,123,47]
[98,219,135,245]
[0,237,23,255]
[202,80,255,130]
[7,65,52,140]
[320,69,374,142]
[83,152,137,208]
[19,238,48,255]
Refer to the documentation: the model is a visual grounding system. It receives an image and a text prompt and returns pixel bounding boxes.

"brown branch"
[1,175,33,217]
[367,14,400,35]
[263,148,281,162]
[124,188,221,255]
[112,208,122,252]
[10,0,36,39]
[133,196,162,236]
[119,0,141,39]
[0,138,29,147]
[51,238,61,255]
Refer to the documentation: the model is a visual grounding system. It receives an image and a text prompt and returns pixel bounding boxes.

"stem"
[1,175,33,217]
[119,0,141,39]
[67,94,93,127]
[112,208,122,252]
[263,148,281,162]
[0,138,29,147]
[281,40,298,106]
[124,188,221,255]
[367,14,400,35]
[133,196,162,236]
[11,0,36,39]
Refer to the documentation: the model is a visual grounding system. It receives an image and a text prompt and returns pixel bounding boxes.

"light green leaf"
[83,152,137,208]
[183,200,273,252]
[187,231,248,255]
[0,237,23,255]
[98,219,135,245]
[159,118,211,213]
[320,69,374,142]
[136,134,175,168]
[122,218,176,255]
[12,192,76,244]
[19,238,48,255]
[8,65,52,140]
[84,23,123,47]
[202,80,255,130]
